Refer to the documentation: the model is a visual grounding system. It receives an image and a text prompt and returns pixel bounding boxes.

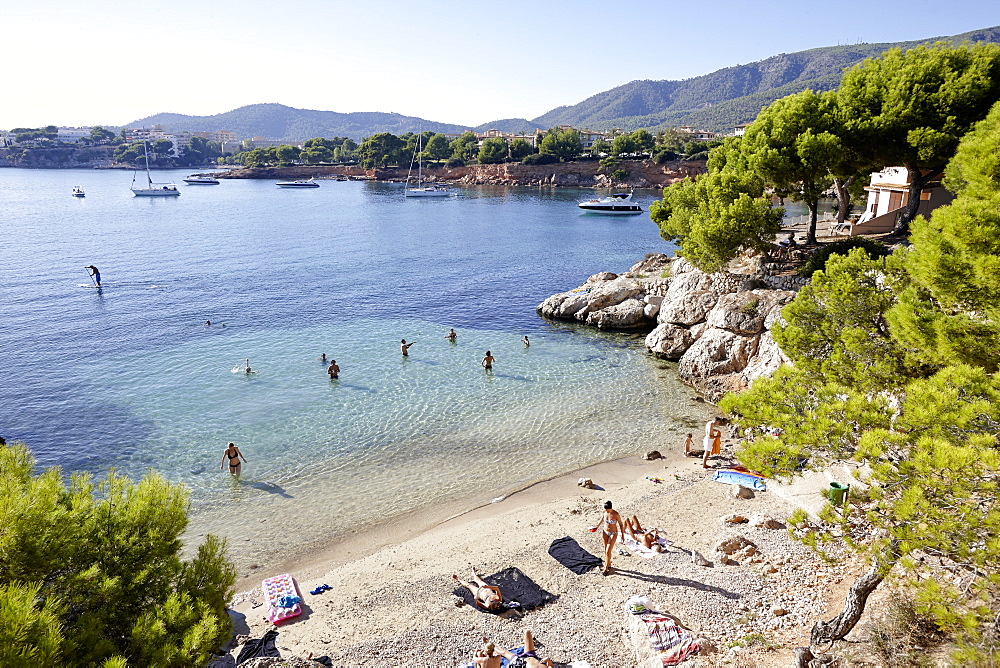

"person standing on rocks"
[703,417,723,468]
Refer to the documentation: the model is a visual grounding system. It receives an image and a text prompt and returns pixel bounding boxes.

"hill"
[126,25,1000,140]
[517,25,1000,133]
[128,103,472,141]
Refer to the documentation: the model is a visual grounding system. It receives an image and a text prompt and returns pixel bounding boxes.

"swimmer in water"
[327,359,340,379]
[445,328,457,341]
[522,335,530,347]
[482,350,495,371]
[320,353,327,363]
[401,339,415,356]
[205,320,211,326]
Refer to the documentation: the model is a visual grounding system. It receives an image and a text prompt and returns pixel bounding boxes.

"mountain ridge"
[127,25,1000,140]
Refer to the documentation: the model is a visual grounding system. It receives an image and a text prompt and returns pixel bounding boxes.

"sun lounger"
[262,573,302,624]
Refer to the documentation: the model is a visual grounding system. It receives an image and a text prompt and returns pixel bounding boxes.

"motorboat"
[131,141,180,196]
[71,186,85,197]
[577,192,643,215]
[276,178,320,188]
[183,175,220,185]
[405,133,452,197]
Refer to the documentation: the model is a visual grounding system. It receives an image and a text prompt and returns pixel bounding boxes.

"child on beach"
[683,433,694,455]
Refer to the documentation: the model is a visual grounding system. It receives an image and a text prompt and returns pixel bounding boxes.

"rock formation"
[537,253,809,402]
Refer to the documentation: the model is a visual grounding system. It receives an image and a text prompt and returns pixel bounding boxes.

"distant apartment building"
[57,127,93,143]
[123,125,187,156]
[243,137,297,149]
[0,130,12,147]
[677,126,717,141]
[733,124,749,137]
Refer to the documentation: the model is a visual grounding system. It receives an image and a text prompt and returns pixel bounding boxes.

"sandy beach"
[214,435,861,668]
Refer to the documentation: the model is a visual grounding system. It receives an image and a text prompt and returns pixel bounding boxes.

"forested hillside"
[525,25,1000,132]
[129,104,471,141]
[126,25,1000,140]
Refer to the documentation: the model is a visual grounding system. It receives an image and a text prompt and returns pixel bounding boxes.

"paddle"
[84,267,97,287]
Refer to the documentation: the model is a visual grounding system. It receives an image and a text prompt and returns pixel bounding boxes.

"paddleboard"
[712,469,767,491]
[78,284,102,288]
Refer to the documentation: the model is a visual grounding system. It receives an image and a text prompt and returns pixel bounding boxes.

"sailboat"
[131,141,180,196]
[405,132,451,198]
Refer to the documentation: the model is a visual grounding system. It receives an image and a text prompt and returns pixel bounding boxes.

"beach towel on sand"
[236,629,280,665]
[640,612,700,666]
[453,567,557,613]
[548,536,603,574]
[622,534,673,559]
[711,469,767,491]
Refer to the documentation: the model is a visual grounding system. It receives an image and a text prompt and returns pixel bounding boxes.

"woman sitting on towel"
[453,567,504,612]
[623,515,658,550]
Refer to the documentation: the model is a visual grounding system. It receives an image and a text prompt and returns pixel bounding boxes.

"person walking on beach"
[445,328,457,342]
[482,350,495,371]
[221,442,248,476]
[85,265,101,287]
[595,500,623,576]
[703,417,723,468]
[401,339,415,356]
[327,359,340,379]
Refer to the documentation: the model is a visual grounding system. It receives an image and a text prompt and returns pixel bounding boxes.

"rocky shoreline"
[214,159,705,189]
[537,254,809,402]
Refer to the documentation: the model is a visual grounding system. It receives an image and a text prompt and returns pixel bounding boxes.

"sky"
[2,0,999,130]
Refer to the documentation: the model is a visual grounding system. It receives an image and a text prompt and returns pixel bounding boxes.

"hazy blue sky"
[2,0,998,129]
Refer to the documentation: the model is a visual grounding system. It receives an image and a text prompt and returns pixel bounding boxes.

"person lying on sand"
[476,630,554,668]
[453,568,503,612]
[623,515,663,551]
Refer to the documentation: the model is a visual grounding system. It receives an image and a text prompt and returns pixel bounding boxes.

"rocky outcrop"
[537,253,801,402]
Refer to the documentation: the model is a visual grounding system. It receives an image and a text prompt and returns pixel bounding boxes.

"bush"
[444,157,465,168]
[799,237,891,278]
[611,169,628,181]
[653,149,679,164]
[0,440,237,665]
[522,152,558,165]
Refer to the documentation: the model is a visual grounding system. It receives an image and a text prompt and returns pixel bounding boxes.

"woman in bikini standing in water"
[221,442,248,476]
[596,500,623,575]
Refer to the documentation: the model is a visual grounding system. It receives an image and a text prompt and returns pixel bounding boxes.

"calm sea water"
[1,168,713,566]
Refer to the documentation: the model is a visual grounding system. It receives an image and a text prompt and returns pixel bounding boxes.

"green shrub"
[445,157,465,168]
[653,149,679,164]
[0,440,237,666]
[799,237,891,278]
[611,169,628,181]
[522,152,558,165]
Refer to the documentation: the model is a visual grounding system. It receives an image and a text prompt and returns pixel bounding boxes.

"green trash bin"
[829,482,850,506]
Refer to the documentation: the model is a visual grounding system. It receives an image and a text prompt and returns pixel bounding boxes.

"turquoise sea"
[1,168,713,567]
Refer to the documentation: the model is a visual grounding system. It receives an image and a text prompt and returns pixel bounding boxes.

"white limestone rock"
[657,290,719,326]
[586,297,647,329]
[645,323,695,360]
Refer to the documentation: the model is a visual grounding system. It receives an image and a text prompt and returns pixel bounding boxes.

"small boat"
[405,133,451,198]
[71,186,85,197]
[183,175,220,185]
[131,141,180,197]
[276,178,320,188]
[577,192,643,215]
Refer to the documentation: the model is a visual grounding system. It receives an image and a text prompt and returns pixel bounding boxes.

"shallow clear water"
[1,169,711,565]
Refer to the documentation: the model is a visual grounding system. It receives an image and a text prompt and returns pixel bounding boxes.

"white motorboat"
[183,175,220,185]
[276,178,320,188]
[131,142,180,196]
[405,133,451,198]
[577,192,643,215]
[71,186,85,197]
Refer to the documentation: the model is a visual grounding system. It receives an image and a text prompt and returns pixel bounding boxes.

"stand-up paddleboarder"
[85,265,101,287]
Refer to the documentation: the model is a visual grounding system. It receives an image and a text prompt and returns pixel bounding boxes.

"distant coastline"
[213,159,705,189]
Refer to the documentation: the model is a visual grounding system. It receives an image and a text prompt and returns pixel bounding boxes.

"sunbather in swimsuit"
[453,568,503,611]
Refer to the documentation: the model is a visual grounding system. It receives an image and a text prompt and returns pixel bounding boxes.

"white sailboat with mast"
[404,132,451,198]
[131,141,180,196]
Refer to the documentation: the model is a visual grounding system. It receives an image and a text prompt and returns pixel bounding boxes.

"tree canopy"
[0,440,236,666]
[720,99,1000,661]
[837,42,1000,233]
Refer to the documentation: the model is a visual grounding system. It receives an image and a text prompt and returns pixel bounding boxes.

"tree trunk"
[810,541,900,647]
[892,166,929,235]
[806,200,818,244]
[833,176,854,226]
